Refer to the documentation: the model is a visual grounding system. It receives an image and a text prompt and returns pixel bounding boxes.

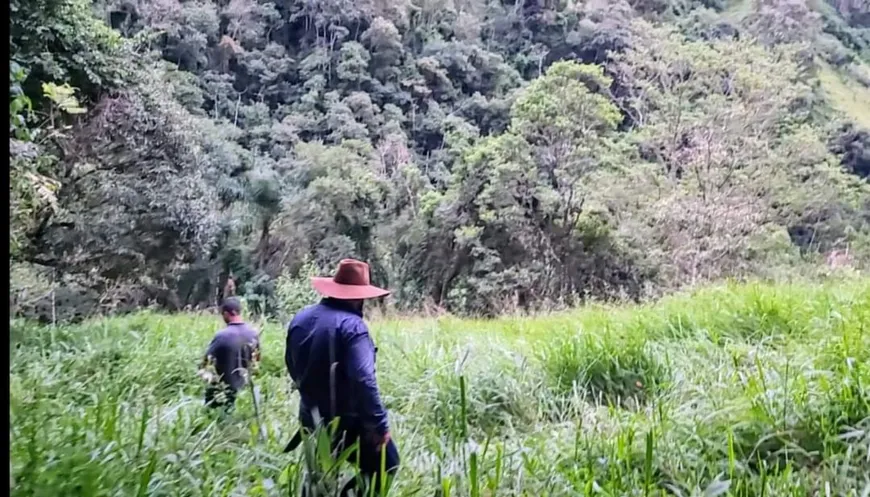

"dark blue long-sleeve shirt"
[285,299,389,435]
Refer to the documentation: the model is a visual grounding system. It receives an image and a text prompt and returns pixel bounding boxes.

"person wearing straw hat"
[284,259,399,495]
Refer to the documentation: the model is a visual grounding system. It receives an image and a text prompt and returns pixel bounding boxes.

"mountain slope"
[9,0,870,319]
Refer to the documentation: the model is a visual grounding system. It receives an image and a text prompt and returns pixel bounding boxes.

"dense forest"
[9,0,870,320]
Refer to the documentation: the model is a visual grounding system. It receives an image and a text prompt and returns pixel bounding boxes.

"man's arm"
[250,333,261,366]
[343,320,389,440]
[198,353,217,383]
[198,339,218,383]
[284,312,305,376]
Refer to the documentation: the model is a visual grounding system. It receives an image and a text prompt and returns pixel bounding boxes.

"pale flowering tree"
[610,20,869,284]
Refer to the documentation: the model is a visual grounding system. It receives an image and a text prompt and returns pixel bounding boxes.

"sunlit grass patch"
[819,62,870,129]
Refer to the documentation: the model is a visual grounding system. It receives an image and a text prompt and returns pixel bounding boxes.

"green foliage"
[10,0,129,100]
[9,63,33,140]
[274,257,321,322]
[400,61,645,314]
[539,332,670,406]
[9,0,870,319]
[512,62,622,141]
[9,280,870,495]
[9,66,88,261]
[41,82,86,114]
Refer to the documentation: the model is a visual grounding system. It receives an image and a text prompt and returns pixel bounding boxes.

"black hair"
[220,297,243,315]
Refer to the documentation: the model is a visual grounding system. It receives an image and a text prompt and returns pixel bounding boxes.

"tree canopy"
[9,0,870,320]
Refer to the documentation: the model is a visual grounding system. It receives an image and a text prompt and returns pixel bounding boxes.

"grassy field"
[817,62,870,130]
[9,279,870,497]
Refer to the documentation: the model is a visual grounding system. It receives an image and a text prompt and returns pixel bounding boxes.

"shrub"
[274,256,321,323]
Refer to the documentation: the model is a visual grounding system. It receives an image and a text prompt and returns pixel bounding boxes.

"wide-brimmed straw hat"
[311,259,391,300]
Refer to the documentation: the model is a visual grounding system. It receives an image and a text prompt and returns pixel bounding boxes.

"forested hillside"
[9,0,870,319]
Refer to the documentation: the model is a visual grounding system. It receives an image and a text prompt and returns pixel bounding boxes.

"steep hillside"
[9,0,870,319]
[819,62,870,127]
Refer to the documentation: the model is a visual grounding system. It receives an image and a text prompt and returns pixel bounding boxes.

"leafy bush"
[274,257,321,323]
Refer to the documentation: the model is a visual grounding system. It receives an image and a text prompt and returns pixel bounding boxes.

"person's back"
[200,298,260,409]
[209,322,259,390]
[284,259,398,496]
[286,299,385,431]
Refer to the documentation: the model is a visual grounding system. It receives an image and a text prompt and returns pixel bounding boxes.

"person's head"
[220,297,243,324]
[310,259,390,314]
[341,298,364,313]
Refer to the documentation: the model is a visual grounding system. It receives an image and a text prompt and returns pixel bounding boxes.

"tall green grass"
[9,279,870,496]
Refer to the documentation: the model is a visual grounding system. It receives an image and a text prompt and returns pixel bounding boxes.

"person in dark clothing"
[285,259,398,496]
[199,297,260,410]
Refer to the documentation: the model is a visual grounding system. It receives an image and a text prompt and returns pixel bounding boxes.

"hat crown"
[310,259,389,300]
[332,259,371,286]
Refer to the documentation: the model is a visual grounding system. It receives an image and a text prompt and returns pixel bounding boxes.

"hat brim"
[310,277,391,300]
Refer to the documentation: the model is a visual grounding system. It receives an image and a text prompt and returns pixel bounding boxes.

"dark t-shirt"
[206,322,260,391]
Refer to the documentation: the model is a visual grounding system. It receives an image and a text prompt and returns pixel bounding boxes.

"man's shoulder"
[208,328,233,353]
[212,327,233,341]
[238,321,259,335]
[213,323,258,342]
[338,313,368,337]
[290,302,364,322]
[320,303,367,329]
[288,302,368,334]
[288,303,319,326]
